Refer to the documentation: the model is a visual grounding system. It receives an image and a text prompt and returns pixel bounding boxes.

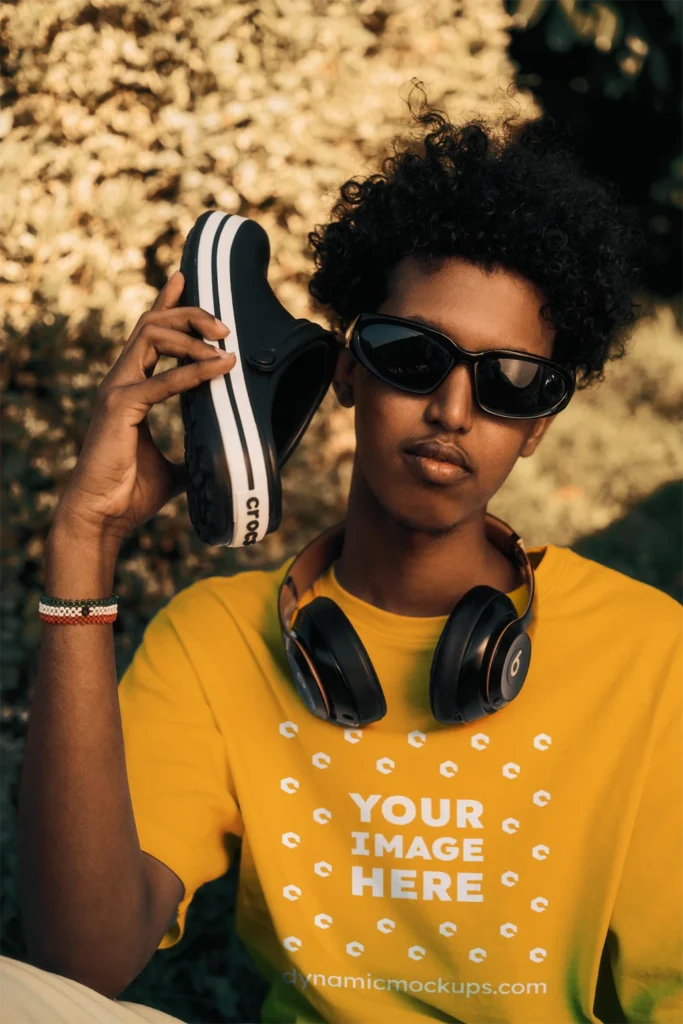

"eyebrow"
[405,313,534,357]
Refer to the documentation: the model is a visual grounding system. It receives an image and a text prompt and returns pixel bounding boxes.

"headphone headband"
[279,512,535,638]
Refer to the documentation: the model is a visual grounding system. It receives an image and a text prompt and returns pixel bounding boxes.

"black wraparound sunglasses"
[344,313,576,420]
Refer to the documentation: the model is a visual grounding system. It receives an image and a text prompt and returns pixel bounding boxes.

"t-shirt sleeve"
[117,585,243,950]
[608,621,683,1022]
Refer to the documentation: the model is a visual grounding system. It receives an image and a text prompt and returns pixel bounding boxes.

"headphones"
[279,512,536,727]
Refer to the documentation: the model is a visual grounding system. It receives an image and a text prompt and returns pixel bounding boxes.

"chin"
[360,461,477,536]
[381,497,464,537]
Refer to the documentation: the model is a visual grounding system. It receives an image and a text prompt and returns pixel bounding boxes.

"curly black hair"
[308,83,647,390]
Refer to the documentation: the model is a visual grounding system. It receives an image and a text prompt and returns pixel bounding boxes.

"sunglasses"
[344,313,576,420]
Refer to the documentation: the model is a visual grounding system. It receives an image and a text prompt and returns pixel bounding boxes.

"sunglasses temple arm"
[343,314,361,348]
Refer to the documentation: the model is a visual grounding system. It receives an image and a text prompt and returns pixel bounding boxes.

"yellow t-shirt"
[117,541,683,1024]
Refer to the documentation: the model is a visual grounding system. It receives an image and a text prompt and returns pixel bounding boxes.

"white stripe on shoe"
[195,211,270,547]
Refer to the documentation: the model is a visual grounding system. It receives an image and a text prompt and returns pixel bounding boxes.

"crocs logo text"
[244,496,260,545]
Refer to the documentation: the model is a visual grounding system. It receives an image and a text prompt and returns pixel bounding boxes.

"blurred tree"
[505,0,682,306]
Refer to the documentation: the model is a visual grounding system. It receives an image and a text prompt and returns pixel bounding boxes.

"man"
[16,102,682,1024]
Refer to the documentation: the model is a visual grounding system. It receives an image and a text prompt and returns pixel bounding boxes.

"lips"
[403,440,472,472]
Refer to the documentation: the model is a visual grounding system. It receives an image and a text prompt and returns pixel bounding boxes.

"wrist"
[48,505,125,551]
[45,519,121,600]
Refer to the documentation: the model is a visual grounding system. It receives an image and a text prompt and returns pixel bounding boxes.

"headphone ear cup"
[430,586,518,724]
[293,597,387,727]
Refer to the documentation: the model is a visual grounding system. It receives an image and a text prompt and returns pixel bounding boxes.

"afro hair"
[307,83,647,391]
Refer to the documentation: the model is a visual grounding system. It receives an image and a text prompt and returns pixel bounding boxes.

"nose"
[423,362,475,433]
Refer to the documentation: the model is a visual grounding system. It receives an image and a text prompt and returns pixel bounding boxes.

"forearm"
[17,520,154,996]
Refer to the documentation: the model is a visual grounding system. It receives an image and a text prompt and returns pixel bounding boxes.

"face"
[334,255,558,534]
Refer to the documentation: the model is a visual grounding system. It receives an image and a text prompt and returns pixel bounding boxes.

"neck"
[334,460,521,617]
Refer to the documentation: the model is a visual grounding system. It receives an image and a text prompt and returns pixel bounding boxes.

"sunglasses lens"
[355,318,571,415]
[477,357,569,416]
[357,322,451,393]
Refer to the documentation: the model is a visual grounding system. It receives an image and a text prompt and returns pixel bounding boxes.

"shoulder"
[550,543,682,638]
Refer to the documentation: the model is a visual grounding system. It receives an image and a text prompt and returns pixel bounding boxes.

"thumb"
[135,418,187,506]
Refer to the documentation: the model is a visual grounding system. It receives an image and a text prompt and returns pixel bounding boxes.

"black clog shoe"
[177,210,338,547]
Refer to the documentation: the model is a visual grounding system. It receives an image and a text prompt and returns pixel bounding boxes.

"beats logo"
[244,496,260,545]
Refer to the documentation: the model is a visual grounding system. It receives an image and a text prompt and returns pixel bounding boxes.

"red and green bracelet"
[39,594,118,624]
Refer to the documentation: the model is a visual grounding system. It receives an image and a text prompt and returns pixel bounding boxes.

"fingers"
[121,270,186,356]
[106,311,231,387]
[123,306,229,363]
[123,350,237,410]
[151,269,185,313]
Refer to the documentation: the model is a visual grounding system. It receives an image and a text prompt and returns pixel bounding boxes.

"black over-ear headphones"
[279,512,536,727]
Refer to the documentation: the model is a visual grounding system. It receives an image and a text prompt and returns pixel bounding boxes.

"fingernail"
[217,348,234,359]
[214,316,229,330]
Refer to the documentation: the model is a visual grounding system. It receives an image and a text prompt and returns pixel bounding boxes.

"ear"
[332,347,356,409]
[520,414,557,458]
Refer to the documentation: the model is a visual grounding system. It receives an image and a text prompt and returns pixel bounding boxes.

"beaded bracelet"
[39,594,118,625]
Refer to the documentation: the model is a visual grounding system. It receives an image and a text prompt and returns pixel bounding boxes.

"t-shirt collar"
[307,543,563,647]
